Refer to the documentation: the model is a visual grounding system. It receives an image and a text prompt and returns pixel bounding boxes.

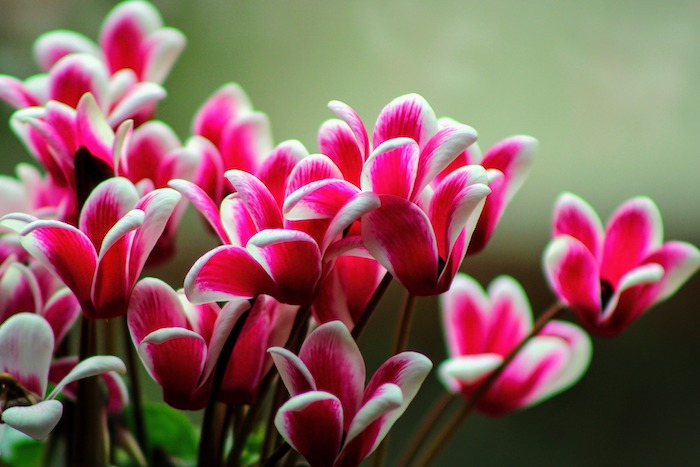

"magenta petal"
[544,236,601,329]
[79,177,140,250]
[298,321,366,428]
[192,83,252,147]
[257,140,308,207]
[285,154,343,199]
[644,241,700,303]
[285,179,361,222]
[361,138,419,198]
[169,179,229,243]
[485,276,533,354]
[33,30,98,72]
[141,27,186,83]
[275,392,344,467]
[0,76,41,108]
[328,100,370,161]
[322,192,380,253]
[219,112,273,173]
[412,124,479,198]
[372,94,438,148]
[128,278,190,346]
[76,93,116,167]
[225,170,283,230]
[247,229,322,305]
[269,346,317,395]
[42,288,81,348]
[600,197,663,287]
[19,221,97,315]
[185,245,277,303]
[552,192,604,259]
[480,135,537,205]
[318,119,364,186]
[440,273,491,356]
[107,82,166,126]
[0,262,41,322]
[0,313,54,398]
[48,54,108,109]
[363,195,439,295]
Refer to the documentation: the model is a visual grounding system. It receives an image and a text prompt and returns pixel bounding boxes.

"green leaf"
[0,428,44,467]
[125,402,198,463]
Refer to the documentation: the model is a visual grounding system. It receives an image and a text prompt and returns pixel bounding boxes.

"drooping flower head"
[439,273,591,416]
[543,193,700,336]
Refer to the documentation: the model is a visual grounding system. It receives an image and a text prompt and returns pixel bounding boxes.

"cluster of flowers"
[0,2,698,466]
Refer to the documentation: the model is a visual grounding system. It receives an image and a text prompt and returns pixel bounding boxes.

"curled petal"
[440,273,491,356]
[48,355,126,400]
[142,27,186,83]
[361,138,419,198]
[219,112,273,173]
[318,118,364,186]
[192,83,252,147]
[33,30,98,71]
[438,354,502,391]
[285,154,343,199]
[128,278,190,346]
[269,346,317,395]
[275,392,344,467]
[48,54,108,109]
[284,179,360,222]
[2,400,63,440]
[169,179,229,243]
[372,93,437,148]
[258,140,308,207]
[552,192,604,260]
[328,99,369,161]
[225,170,282,230]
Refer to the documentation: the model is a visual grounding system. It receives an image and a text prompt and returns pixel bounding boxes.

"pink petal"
[440,273,492,356]
[480,135,537,205]
[0,262,41,323]
[41,288,81,348]
[107,82,166,127]
[225,170,283,230]
[199,299,250,384]
[372,94,437,148]
[298,321,366,428]
[219,112,273,173]
[2,400,63,440]
[128,187,181,285]
[79,177,139,250]
[361,138,419,198]
[337,383,403,466]
[127,278,190,346]
[76,93,116,167]
[318,119,364,186]
[141,27,186,83]
[0,75,41,108]
[438,355,503,391]
[168,179,229,243]
[99,0,162,78]
[328,100,369,161]
[137,328,207,410]
[257,140,308,207]
[33,30,98,71]
[122,120,180,183]
[269,346,317,395]
[48,54,108,109]
[274,392,344,467]
[184,245,277,303]
[285,154,343,199]
[485,276,533,355]
[19,221,97,316]
[247,229,322,305]
[543,236,601,331]
[600,197,663,287]
[552,192,604,260]
[322,192,381,254]
[645,241,700,302]
[0,313,54,398]
[284,179,361,222]
[192,83,252,147]
[412,124,478,199]
[362,195,439,296]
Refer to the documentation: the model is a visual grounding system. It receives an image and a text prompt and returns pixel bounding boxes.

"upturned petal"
[552,192,604,260]
[372,94,438,148]
[2,400,63,440]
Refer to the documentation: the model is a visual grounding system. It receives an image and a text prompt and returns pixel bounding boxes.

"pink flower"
[0,0,183,123]
[127,278,295,409]
[1,177,180,319]
[439,274,591,416]
[0,313,125,440]
[435,132,537,255]
[269,321,432,467]
[544,193,700,336]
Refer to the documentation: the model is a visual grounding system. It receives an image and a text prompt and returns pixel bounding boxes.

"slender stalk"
[412,302,566,466]
[262,442,291,467]
[122,317,148,457]
[198,304,253,467]
[352,272,393,341]
[260,377,288,461]
[371,291,417,467]
[74,317,107,466]
[396,392,456,466]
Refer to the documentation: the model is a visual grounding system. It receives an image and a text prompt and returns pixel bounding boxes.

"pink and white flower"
[544,193,700,336]
[1,177,180,319]
[0,313,125,440]
[269,321,432,467]
[439,273,591,416]
[127,278,295,409]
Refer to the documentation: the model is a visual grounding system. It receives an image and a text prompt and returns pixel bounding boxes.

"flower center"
[0,373,39,416]
[600,279,615,311]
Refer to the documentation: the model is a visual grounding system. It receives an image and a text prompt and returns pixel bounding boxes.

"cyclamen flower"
[0,313,125,440]
[544,193,700,336]
[1,177,180,319]
[439,274,591,416]
[127,278,295,409]
[0,0,183,123]
[269,321,432,467]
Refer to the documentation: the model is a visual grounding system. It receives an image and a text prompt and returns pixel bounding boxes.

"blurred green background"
[1,1,699,465]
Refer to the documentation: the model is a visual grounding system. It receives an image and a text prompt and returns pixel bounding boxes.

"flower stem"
[352,272,393,341]
[122,317,148,458]
[198,303,254,467]
[412,302,566,466]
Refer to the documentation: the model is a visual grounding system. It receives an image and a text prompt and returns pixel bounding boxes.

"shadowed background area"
[1,1,699,465]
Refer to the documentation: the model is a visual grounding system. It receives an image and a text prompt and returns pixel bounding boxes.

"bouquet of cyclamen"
[0,2,698,466]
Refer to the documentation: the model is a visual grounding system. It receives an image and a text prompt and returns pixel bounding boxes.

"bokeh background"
[1,1,699,465]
